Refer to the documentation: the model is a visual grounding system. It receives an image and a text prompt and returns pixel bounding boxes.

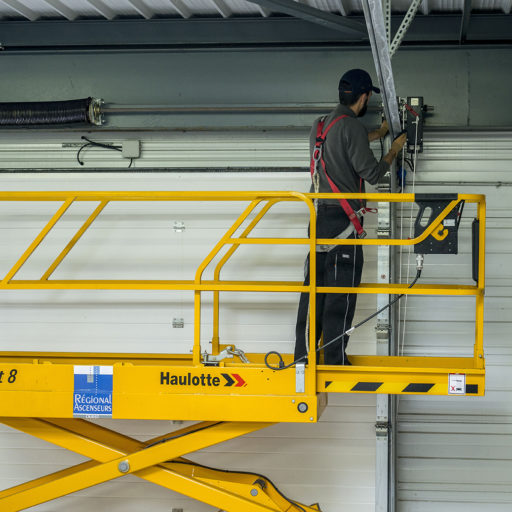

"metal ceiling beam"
[361,0,400,137]
[336,0,349,16]
[460,0,472,44]
[0,0,38,21]
[168,0,192,19]
[246,0,367,38]
[389,0,422,58]
[127,0,154,19]
[41,0,78,20]
[0,16,511,51]
[86,0,116,20]
[255,4,271,17]
[210,0,232,18]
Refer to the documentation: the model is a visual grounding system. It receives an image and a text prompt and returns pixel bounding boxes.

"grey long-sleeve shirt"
[309,103,389,210]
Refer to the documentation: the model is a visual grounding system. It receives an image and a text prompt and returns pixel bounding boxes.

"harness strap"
[311,115,366,238]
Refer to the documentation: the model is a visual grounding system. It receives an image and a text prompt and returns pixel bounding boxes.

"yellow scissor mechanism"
[0,191,485,511]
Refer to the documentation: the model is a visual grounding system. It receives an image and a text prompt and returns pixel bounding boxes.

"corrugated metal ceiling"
[0,0,510,21]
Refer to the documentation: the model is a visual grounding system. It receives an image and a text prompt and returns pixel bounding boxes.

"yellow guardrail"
[0,191,486,386]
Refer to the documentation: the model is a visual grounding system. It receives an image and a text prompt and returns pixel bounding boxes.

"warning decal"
[449,373,466,395]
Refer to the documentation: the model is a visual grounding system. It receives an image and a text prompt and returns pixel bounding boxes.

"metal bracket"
[88,98,104,126]
[375,322,391,342]
[295,362,305,393]
[202,346,250,364]
[172,317,184,328]
[202,347,233,364]
[227,346,250,364]
[375,421,391,437]
[173,221,185,233]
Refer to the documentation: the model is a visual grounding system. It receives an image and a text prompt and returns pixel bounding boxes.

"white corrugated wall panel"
[396,132,512,511]
[0,132,379,512]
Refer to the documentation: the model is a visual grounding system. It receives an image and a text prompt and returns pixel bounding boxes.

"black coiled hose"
[0,98,95,126]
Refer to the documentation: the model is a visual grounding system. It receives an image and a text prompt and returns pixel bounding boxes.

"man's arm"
[344,120,407,185]
[368,120,388,142]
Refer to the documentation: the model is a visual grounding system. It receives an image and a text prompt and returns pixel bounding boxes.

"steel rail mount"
[0,191,485,511]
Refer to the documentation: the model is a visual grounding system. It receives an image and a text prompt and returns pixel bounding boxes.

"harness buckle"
[312,147,322,162]
[358,230,367,239]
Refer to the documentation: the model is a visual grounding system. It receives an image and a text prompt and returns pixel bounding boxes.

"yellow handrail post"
[305,196,318,396]
[193,200,262,364]
[474,197,486,368]
[211,199,279,354]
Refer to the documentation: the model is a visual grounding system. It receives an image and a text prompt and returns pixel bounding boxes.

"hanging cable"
[265,263,423,371]
[76,136,133,167]
[397,102,408,344]
[170,460,307,512]
[399,112,421,356]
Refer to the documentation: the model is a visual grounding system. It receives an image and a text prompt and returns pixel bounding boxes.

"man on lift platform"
[295,69,407,366]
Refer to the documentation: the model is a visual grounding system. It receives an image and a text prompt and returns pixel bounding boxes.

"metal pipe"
[103,104,383,115]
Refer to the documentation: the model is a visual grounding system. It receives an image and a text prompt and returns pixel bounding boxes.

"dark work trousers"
[294,205,364,365]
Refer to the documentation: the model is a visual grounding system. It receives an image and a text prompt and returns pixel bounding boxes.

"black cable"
[76,142,93,166]
[76,136,134,167]
[168,459,307,512]
[144,421,224,449]
[404,158,415,172]
[81,135,122,152]
[144,422,308,511]
[265,269,422,371]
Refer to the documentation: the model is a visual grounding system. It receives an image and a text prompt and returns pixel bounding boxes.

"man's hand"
[382,132,408,165]
[378,119,389,138]
[368,119,389,142]
[391,132,407,154]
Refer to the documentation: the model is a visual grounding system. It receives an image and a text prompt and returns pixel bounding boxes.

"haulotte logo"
[160,372,246,387]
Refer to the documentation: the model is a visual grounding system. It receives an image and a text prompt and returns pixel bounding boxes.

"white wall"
[0,132,379,512]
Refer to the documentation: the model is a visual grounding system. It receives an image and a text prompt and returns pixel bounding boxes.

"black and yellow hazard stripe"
[321,380,481,395]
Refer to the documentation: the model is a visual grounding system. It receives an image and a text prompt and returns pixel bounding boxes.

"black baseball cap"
[338,69,380,95]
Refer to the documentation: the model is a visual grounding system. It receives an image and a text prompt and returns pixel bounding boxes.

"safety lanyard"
[310,115,366,238]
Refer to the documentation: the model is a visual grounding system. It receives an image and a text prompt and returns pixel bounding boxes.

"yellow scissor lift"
[0,191,485,511]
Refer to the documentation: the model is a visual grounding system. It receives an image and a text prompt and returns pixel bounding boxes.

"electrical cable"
[397,103,408,338]
[399,115,420,356]
[76,135,133,168]
[143,422,307,511]
[264,268,422,371]
[168,460,307,512]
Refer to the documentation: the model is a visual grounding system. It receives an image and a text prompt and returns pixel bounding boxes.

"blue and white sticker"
[73,366,113,418]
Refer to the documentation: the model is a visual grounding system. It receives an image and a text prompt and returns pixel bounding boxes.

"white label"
[411,98,420,106]
[449,373,466,394]
[444,219,456,227]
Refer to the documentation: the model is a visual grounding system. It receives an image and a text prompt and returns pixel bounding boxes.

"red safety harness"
[311,115,368,238]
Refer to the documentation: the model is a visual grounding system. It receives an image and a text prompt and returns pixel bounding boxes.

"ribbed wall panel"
[396,131,512,511]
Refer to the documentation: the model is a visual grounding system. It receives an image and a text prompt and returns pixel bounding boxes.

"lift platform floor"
[0,351,485,424]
